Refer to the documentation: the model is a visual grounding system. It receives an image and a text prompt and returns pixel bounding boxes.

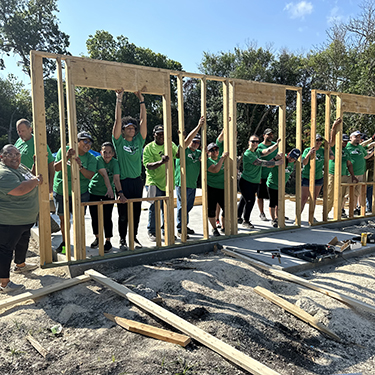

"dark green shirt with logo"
[175,147,201,189]
[302,147,324,180]
[89,156,120,196]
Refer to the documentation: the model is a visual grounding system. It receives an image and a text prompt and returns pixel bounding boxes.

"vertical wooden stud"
[295,89,302,226]
[361,184,366,216]
[229,81,237,234]
[128,202,134,250]
[56,57,71,261]
[98,204,104,256]
[155,200,162,247]
[223,80,231,235]
[278,101,286,228]
[333,96,343,221]
[200,78,209,239]
[177,75,187,242]
[322,94,331,222]
[309,90,317,225]
[81,206,86,259]
[349,185,354,218]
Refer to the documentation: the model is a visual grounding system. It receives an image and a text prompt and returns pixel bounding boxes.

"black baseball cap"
[77,131,93,142]
[153,125,164,134]
[263,128,273,135]
[193,134,201,142]
[288,148,301,160]
[343,134,350,141]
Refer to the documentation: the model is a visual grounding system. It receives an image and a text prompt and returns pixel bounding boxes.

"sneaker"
[341,209,348,218]
[90,238,99,248]
[104,240,112,253]
[119,238,128,250]
[177,231,190,239]
[186,227,195,235]
[242,221,254,229]
[216,220,221,228]
[0,281,25,294]
[271,219,278,228]
[212,228,221,237]
[238,217,243,224]
[284,216,289,221]
[148,232,157,242]
[134,237,143,249]
[259,212,268,221]
[13,263,38,274]
[354,207,361,216]
[56,241,65,253]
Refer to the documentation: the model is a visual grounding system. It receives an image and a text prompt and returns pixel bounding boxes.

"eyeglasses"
[4,152,21,158]
[81,139,92,145]
[192,140,200,144]
[250,140,260,143]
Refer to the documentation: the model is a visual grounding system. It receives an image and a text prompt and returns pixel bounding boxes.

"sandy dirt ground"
[1,231,375,375]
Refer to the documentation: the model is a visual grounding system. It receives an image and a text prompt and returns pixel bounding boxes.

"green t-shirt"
[207,157,225,188]
[328,146,350,176]
[88,156,120,196]
[258,141,278,179]
[241,148,263,184]
[53,146,97,195]
[14,135,54,169]
[301,147,325,180]
[266,155,295,190]
[175,147,201,189]
[0,162,39,225]
[345,143,367,175]
[143,141,178,191]
[112,132,145,179]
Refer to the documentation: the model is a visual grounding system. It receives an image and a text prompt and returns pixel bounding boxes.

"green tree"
[0,0,70,76]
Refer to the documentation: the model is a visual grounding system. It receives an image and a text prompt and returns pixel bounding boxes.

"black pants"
[89,194,114,238]
[267,187,278,208]
[239,178,259,222]
[0,223,34,279]
[237,196,246,219]
[207,185,225,218]
[117,176,143,240]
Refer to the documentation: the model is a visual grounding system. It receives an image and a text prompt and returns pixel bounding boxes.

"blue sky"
[1,0,362,86]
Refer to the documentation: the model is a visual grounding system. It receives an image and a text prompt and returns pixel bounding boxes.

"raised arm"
[261,138,281,156]
[302,147,315,166]
[207,152,229,173]
[217,128,224,143]
[253,158,284,167]
[112,88,124,140]
[329,117,342,147]
[184,116,205,148]
[134,90,147,140]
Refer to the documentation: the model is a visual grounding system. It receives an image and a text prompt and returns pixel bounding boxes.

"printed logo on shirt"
[350,149,362,155]
[123,145,139,155]
[316,153,323,161]
[187,152,200,163]
[286,165,294,173]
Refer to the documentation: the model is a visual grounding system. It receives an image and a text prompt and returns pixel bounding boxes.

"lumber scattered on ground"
[85,269,280,375]
[254,286,341,342]
[223,248,375,315]
[104,313,191,347]
[26,334,50,359]
[0,275,91,312]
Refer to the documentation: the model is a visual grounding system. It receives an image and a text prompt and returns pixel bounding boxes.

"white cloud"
[327,6,345,24]
[284,1,313,19]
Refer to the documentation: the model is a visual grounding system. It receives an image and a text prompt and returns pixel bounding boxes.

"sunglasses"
[316,139,323,142]
[210,148,219,152]
[81,139,92,145]
[250,140,260,143]
[192,140,201,144]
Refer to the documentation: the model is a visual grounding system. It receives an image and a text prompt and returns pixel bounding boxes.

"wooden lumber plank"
[0,275,91,311]
[309,90,317,225]
[177,75,187,242]
[104,313,191,347]
[30,52,52,265]
[155,200,162,247]
[26,334,50,359]
[128,201,135,250]
[278,104,286,228]
[81,206,86,259]
[85,269,280,375]
[322,94,331,222]
[254,286,341,341]
[235,80,286,106]
[69,57,166,95]
[98,204,104,256]
[342,93,375,115]
[223,248,375,314]
[223,80,231,235]
[333,96,343,221]
[349,185,355,218]
[295,90,302,225]
[200,78,209,240]
[56,57,71,261]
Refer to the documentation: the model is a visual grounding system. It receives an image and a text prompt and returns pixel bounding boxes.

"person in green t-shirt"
[327,118,358,218]
[346,130,374,214]
[175,116,205,238]
[112,89,147,250]
[301,133,334,214]
[143,125,179,241]
[266,148,301,228]
[238,135,283,230]
[88,142,125,253]
[0,144,43,294]
[53,131,97,253]
[14,118,55,193]
[256,128,278,222]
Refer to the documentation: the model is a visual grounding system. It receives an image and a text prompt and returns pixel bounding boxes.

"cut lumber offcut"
[104,313,191,347]
[223,248,375,315]
[0,275,91,312]
[254,286,341,342]
[85,269,280,375]
[26,334,50,359]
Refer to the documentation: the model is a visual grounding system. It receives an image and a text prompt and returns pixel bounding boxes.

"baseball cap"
[122,122,137,130]
[263,128,273,135]
[288,148,301,160]
[193,134,201,142]
[77,131,93,142]
[153,125,164,134]
[207,142,219,151]
[350,130,362,137]
[316,133,323,141]
[343,134,350,141]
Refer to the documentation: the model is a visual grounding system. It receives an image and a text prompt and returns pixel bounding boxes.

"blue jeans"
[146,185,165,235]
[367,185,373,212]
[176,186,196,230]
